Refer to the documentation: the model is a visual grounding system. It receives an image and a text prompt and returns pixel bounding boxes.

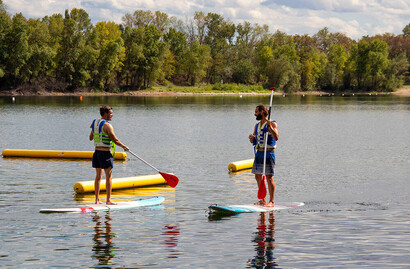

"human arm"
[268,121,278,141]
[89,130,93,141]
[249,124,257,143]
[104,123,129,151]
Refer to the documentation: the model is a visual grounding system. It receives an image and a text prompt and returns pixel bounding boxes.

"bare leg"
[94,168,103,204]
[104,167,117,205]
[265,175,275,207]
[254,174,267,205]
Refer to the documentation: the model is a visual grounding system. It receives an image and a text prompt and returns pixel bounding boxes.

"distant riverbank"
[1,85,409,97]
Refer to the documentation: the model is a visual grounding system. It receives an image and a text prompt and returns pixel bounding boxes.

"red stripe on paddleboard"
[81,207,94,213]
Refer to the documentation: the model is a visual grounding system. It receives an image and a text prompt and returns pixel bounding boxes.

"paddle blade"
[258,176,267,199]
[159,172,179,188]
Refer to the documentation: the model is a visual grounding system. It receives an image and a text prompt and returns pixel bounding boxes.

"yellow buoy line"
[74,174,168,193]
[2,149,127,160]
[228,159,254,172]
[74,186,174,202]
[2,149,173,192]
[3,148,255,191]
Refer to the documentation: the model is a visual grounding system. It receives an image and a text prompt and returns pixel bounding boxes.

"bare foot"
[254,200,266,206]
[106,201,117,205]
[265,202,275,207]
[95,200,103,204]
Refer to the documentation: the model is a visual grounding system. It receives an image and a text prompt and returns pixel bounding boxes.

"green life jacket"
[91,119,116,157]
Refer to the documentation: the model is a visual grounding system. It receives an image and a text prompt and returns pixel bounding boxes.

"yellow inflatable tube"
[74,174,167,193]
[228,159,254,172]
[2,149,127,160]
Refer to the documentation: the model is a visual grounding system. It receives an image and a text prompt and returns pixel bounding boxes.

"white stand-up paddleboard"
[209,202,304,214]
[40,196,165,213]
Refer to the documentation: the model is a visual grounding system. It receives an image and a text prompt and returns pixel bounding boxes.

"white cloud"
[2,0,409,39]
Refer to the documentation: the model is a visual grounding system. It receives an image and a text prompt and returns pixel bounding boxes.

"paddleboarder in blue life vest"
[89,106,129,205]
[249,104,279,207]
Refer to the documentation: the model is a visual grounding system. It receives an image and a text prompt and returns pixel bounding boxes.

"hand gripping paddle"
[128,150,179,188]
[257,86,275,199]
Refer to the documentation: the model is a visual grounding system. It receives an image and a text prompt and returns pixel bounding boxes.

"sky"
[3,0,409,40]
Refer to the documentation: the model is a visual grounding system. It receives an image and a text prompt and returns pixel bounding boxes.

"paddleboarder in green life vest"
[249,104,279,207]
[89,106,129,205]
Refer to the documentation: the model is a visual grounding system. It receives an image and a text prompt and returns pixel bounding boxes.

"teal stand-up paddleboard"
[40,196,165,213]
[209,202,304,214]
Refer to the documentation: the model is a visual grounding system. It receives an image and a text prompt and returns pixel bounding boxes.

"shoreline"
[0,85,409,97]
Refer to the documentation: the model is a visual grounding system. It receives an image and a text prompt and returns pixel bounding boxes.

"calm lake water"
[0,94,409,268]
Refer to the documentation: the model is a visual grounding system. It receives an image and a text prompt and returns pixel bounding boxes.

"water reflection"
[1,94,404,107]
[162,225,180,259]
[92,211,115,267]
[247,212,277,268]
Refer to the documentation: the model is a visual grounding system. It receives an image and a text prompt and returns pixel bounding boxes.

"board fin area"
[39,196,165,213]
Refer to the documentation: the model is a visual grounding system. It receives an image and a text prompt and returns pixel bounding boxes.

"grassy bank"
[151,84,268,94]
[138,84,410,97]
[1,84,409,97]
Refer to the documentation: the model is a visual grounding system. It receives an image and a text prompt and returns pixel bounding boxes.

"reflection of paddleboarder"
[90,106,129,205]
[247,212,277,268]
[162,225,180,259]
[92,212,115,266]
[249,105,279,207]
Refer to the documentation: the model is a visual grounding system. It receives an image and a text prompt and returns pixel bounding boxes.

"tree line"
[0,2,409,93]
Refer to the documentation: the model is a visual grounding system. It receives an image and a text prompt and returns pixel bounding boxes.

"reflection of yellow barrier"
[2,149,127,160]
[74,174,167,193]
[228,159,254,172]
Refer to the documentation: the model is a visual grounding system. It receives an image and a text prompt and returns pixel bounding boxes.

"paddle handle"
[128,150,159,172]
[268,87,275,119]
[262,87,275,177]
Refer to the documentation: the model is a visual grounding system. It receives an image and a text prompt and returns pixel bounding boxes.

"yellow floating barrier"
[74,174,167,193]
[74,186,174,202]
[2,149,127,160]
[228,159,254,172]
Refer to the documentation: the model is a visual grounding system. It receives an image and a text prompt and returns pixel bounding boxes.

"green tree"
[21,19,55,83]
[255,30,300,89]
[314,27,332,53]
[141,25,167,87]
[157,48,176,83]
[236,22,267,58]
[300,49,326,91]
[164,27,187,83]
[55,8,95,88]
[354,40,370,89]
[193,11,206,45]
[368,39,389,90]
[121,26,144,89]
[383,52,409,90]
[43,13,64,50]
[403,23,410,37]
[182,40,211,85]
[294,34,329,91]
[153,11,169,35]
[3,13,30,86]
[319,44,348,90]
[131,10,154,28]
[0,0,11,80]
[236,22,269,84]
[265,55,300,92]
[93,21,125,89]
[364,32,410,83]
[232,58,256,84]
[203,13,236,83]
[256,45,273,79]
